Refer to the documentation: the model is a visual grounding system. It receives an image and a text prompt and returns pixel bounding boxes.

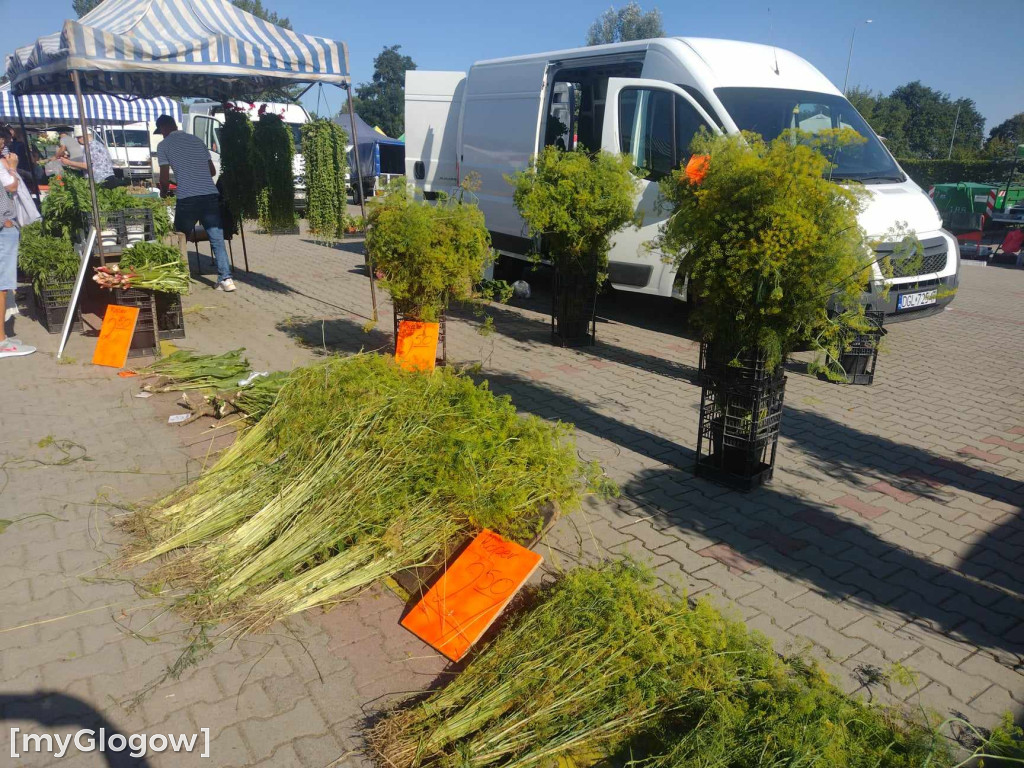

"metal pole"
[1002,156,1019,215]
[947,103,961,160]
[11,93,42,209]
[239,217,250,272]
[345,83,376,321]
[843,27,857,95]
[71,71,104,262]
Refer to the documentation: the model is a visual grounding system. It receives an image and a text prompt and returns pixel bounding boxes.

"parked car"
[405,37,960,319]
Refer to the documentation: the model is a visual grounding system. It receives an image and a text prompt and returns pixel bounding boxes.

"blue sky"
[1,0,1021,133]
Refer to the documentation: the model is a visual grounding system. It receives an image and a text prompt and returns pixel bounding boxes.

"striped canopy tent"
[0,84,180,124]
[5,0,350,100]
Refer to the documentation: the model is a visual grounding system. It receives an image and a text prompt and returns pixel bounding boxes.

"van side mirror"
[414,161,425,180]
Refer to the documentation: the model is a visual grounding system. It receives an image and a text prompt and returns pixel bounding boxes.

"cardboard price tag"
[395,320,439,372]
[92,305,140,369]
[401,530,542,661]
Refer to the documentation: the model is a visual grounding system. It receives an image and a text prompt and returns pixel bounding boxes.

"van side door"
[189,114,223,178]
[601,78,720,296]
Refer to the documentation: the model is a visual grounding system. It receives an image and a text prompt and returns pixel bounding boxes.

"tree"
[987,113,1024,152]
[586,2,664,45]
[348,45,416,139]
[230,0,291,29]
[73,0,101,15]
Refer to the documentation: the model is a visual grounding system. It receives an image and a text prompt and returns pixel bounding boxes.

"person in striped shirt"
[155,115,236,292]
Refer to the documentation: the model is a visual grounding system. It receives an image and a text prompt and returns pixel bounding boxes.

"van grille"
[875,236,947,278]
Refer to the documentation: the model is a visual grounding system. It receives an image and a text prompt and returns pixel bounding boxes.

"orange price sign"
[395,319,439,372]
[401,530,542,661]
[92,304,140,369]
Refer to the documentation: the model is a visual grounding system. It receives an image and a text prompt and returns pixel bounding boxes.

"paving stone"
[789,617,866,662]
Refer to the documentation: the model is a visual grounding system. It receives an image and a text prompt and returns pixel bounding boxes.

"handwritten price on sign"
[401,530,542,661]
[92,305,140,369]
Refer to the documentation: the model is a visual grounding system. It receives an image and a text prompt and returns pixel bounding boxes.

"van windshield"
[104,129,150,148]
[714,87,904,183]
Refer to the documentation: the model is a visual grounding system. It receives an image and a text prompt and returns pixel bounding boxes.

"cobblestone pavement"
[1,221,1021,765]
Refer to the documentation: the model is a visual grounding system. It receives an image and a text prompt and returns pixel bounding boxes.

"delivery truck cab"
[405,37,959,318]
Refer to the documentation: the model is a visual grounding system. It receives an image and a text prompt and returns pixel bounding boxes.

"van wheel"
[351,186,362,205]
[494,255,526,283]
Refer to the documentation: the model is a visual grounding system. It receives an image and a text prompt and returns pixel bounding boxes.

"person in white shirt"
[60,126,118,188]
[155,114,235,292]
[0,134,35,359]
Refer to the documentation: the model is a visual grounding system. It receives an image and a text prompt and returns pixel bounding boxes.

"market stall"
[336,111,404,203]
[6,0,371,358]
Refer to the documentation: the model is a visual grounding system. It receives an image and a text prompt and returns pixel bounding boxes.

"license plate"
[897,289,937,310]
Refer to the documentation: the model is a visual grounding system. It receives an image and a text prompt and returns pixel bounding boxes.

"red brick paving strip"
[898,468,947,489]
[981,436,1024,453]
[867,480,919,504]
[956,445,1006,464]
[697,543,760,574]
[1007,426,1024,436]
[748,524,809,555]
[832,494,888,520]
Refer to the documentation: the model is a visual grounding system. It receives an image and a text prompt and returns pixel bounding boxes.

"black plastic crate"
[836,310,886,386]
[122,208,155,246]
[38,280,83,335]
[112,287,159,357]
[699,342,783,388]
[393,306,446,367]
[695,372,786,491]
[156,291,186,340]
[96,210,125,249]
[551,262,598,347]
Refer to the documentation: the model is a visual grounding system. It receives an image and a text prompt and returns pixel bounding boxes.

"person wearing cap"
[60,125,117,188]
[155,114,236,292]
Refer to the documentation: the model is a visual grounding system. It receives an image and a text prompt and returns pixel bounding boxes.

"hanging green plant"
[219,109,258,222]
[301,119,349,239]
[253,112,296,232]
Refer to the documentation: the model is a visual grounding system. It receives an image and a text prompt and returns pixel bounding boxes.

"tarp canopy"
[335,110,403,179]
[6,0,350,100]
[0,83,181,124]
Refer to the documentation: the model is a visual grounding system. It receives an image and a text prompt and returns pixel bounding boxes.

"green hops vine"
[220,110,258,221]
[301,119,349,239]
[253,113,296,232]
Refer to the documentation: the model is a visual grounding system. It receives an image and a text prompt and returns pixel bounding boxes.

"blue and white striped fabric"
[0,86,181,124]
[6,0,349,100]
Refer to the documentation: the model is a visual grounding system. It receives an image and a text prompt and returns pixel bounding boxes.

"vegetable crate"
[393,308,446,367]
[551,262,598,347]
[837,310,886,386]
[156,291,186,341]
[38,280,83,335]
[112,288,160,358]
[123,208,156,246]
[695,343,785,491]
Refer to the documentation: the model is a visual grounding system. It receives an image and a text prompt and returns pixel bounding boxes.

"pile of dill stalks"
[125,354,600,633]
[369,562,961,768]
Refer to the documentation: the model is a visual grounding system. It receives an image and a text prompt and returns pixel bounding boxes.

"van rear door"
[601,78,720,296]
[405,71,466,196]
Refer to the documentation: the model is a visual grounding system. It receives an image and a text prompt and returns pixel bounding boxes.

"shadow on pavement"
[276,316,392,356]
[0,692,153,766]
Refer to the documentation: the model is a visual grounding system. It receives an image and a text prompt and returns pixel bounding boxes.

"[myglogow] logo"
[9,727,210,759]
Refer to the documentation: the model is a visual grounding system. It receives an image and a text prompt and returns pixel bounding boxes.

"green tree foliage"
[655,131,873,370]
[348,45,416,139]
[586,1,664,45]
[73,0,101,16]
[508,146,639,276]
[301,120,349,239]
[365,183,493,322]
[220,110,259,221]
[848,82,984,160]
[986,112,1024,156]
[253,113,296,232]
[230,0,291,28]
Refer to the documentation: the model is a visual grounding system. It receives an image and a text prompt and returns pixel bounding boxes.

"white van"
[100,121,157,182]
[183,101,310,212]
[405,38,959,318]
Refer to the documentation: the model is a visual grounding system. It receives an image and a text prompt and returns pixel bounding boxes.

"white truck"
[181,100,310,213]
[99,121,157,182]
[405,37,959,318]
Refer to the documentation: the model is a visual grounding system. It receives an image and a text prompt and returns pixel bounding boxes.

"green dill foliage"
[508,145,639,277]
[118,241,183,271]
[125,354,604,633]
[365,182,493,322]
[656,131,874,371]
[301,119,349,239]
[253,113,296,232]
[98,187,172,240]
[220,110,258,221]
[41,174,171,240]
[370,562,956,768]
[139,349,250,392]
[17,222,80,294]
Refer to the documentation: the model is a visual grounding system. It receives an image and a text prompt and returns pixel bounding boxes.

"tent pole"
[11,92,42,209]
[345,83,376,321]
[71,71,104,262]
[239,218,250,272]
